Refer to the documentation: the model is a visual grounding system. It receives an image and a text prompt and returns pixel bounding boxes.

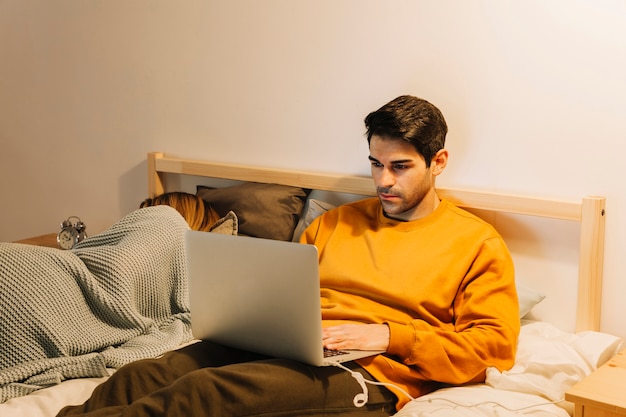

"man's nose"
[378,168,395,188]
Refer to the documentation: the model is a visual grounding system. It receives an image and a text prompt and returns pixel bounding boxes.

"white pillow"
[516,284,546,318]
[291,199,337,242]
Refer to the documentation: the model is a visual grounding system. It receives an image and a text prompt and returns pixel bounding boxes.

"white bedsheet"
[394,385,569,417]
[0,375,109,417]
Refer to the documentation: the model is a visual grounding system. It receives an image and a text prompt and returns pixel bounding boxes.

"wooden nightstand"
[14,233,59,249]
[565,350,626,416]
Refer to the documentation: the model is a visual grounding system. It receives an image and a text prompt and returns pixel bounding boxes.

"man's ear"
[431,149,448,176]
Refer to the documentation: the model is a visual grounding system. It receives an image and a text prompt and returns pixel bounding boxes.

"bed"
[0,151,619,417]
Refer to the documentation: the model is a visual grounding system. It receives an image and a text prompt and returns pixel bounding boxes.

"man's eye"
[371,161,383,168]
[393,164,408,170]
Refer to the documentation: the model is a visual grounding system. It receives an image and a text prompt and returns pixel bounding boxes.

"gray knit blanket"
[0,206,194,402]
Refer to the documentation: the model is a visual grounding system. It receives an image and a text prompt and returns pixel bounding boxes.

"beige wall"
[1,1,625,338]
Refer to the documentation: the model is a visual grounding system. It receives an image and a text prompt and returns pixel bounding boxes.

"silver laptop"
[184,230,384,367]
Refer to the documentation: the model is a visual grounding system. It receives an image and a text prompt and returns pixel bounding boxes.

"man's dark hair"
[364,95,447,166]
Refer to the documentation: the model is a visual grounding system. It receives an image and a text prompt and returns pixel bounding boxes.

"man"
[58,95,519,416]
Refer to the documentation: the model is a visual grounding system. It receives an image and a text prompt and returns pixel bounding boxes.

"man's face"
[368,135,445,221]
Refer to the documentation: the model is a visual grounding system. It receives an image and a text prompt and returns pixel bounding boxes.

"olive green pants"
[57,341,396,417]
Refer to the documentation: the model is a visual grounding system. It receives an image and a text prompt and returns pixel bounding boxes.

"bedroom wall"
[1,1,625,339]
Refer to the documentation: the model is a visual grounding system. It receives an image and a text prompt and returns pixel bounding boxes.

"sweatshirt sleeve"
[386,236,520,384]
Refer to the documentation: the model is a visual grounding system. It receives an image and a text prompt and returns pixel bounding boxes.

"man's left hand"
[322,324,389,351]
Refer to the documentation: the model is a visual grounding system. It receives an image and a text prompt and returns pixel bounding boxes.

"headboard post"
[576,196,607,332]
[148,152,166,197]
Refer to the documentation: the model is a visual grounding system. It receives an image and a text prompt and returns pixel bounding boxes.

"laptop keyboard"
[323,348,349,358]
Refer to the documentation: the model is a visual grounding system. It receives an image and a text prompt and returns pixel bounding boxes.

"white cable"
[330,361,416,408]
[413,396,566,414]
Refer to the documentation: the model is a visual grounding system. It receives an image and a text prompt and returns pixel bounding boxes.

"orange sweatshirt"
[301,198,519,410]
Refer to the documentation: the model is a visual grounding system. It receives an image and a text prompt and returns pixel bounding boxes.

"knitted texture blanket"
[0,206,194,402]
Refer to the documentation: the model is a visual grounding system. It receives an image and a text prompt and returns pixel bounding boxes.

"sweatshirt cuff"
[386,321,417,359]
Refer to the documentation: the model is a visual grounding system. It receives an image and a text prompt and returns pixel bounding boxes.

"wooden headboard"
[147,152,606,332]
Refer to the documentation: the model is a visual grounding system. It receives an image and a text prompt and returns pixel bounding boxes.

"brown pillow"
[197,183,309,241]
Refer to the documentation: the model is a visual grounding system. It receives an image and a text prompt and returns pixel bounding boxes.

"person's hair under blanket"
[140,192,220,232]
